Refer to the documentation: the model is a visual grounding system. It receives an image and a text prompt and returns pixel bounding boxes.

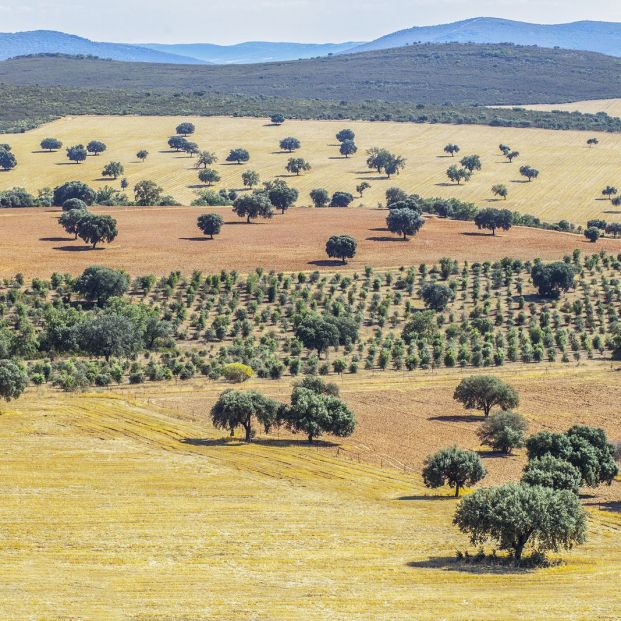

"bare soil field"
[3,114,621,223]
[1,205,618,277]
[1,366,619,619]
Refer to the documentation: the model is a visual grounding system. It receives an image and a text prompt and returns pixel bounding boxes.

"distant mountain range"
[2,19,621,66]
[351,18,621,57]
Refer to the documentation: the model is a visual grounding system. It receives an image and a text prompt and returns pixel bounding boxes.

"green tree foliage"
[40,137,62,151]
[183,141,200,157]
[293,375,339,397]
[286,157,311,175]
[453,375,519,417]
[270,114,285,125]
[453,482,587,563]
[232,191,273,223]
[62,197,88,212]
[336,129,355,143]
[136,149,149,162]
[310,188,330,208]
[356,182,370,196]
[76,313,141,361]
[531,261,575,298]
[266,180,299,213]
[422,446,486,497]
[506,150,519,163]
[75,214,118,248]
[402,310,437,343]
[386,208,424,240]
[460,154,482,173]
[53,181,96,206]
[295,314,358,356]
[197,213,224,239]
[74,266,129,306]
[587,137,599,147]
[221,362,254,383]
[101,161,124,180]
[385,187,408,205]
[522,455,583,494]
[520,165,540,181]
[325,234,357,264]
[210,389,279,442]
[134,180,163,206]
[195,150,217,168]
[86,140,107,156]
[168,136,189,151]
[366,147,406,178]
[491,184,508,200]
[477,410,528,454]
[584,227,600,243]
[59,208,88,239]
[421,283,454,311]
[443,143,460,157]
[474,208,513,236]
[279,137,301,152]
[446,165,471,185]
[176,122,195,136]
[226,148,250,164]
[330,191,354,208]
[242,170,260,188]
[198,168,221,186]
[526,425,618,487]
[0,360,28,403]
[66,144,87,164]
[340,140,358,158]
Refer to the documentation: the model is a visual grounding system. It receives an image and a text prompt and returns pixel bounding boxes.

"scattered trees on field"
[75,214,118,249]
[66,144,87,164]
[366,147,406,178]
[266,179,298,214]
[176,122,195,136]
[196,151,218,168]
[602,185,618,200]
[520,165,539,181]
[356,182,370,196]
[325,234,357,264]
[198,168,221,186]
[491,184,508,200]
[531,261,575,298]
[474,208,513,236]
[336,129,355,143]
[0,148,17,170]
[101,161,124,180]
[168,136,189,151]
[87,141,107,156]
[0,360,28,404]
[286,157,311,175]
[40,138,63,152]
[330,191,354,208]
[454,482,586,563]
[210,389,280,442]
[446,165,471,185]
[506,150,519,163]
[59,208,88,238]
[340,140,358,158]
[499,144,510,156]
[242,170,260,188]
[386,208,424,240]
[136,149,149,162]
[226,148,250,164]
[53,181,96,206]
[453,375,519,418]
[184,141,200,157]
[586,137,599,148]
[584,227,600,243]
[460,154,482,173]
[477,411,528,454]
[422,447,486,497]
[310,188,330,208]
[270,114,285,126]
[279,137,301,152]
[232,191,273,223]
[444,143,460,157]
[197,213,224,239]
[74,266,129,306]
[606,222,621,237]
[134,180,163,206]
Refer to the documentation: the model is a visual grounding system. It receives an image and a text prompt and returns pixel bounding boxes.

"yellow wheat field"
[3,114,621,224]
[518,98,621,118]
[1,365,620,620]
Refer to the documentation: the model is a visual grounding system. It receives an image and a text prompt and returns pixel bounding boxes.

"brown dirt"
[1,205,618,277]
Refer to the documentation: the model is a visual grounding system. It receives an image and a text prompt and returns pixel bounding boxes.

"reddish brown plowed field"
[1,205,618,277]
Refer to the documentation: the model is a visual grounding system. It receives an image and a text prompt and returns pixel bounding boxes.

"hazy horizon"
[0,1,620,45]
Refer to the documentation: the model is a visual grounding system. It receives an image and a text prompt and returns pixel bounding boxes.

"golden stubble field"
[1,363,620,620]
[520,98,621,117]
[3,114,621,223]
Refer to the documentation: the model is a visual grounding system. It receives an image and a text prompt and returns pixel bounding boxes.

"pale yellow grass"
[1,366,620,620]
[3,114,621,224]
[518,98,621,118]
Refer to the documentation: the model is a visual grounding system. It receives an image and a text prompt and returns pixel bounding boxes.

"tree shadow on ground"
[356,175,385,181]
[603,210,621,214]
[328,156,348,160]
[583,500,621,513]
[462,231,493,237]
[253,438,339,448]
[406,557,530,574]
[182,437,236,447]
[366,236,405,242]
[397,495,455,501]
[40,236,73,242]
[53,245,102,252]
[179,236,212,241]
[511,179,530,184]
[435,182,457,187]
[307,259,347,267]
[428,414,485,422]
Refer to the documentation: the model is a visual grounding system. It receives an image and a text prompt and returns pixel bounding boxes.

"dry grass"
[518,98,621,118]
[1,205,619,277]
[3,114,621,224]
[1,365,620,619]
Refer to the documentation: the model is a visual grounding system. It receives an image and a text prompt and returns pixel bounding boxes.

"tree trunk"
[454,484,461,497]
[247,215,251,223]
[308,433,314,443]
[484,403,491,417]
[244,421,252,443]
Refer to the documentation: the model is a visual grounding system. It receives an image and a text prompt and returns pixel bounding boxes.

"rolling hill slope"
[350,18,621,57]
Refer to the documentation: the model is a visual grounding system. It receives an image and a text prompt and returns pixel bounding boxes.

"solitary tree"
[86,140,107,156]
[520,165,539,181]
[499,144,511,156]
[0,360,28,405]
[326,234,357,264]
[196,151,217,168]
[176,122,195,136]
[584,227,600,243]
[356,182,370,196]
[198,168,221,186]
[197,213,224,239]
[531,262,575,298]
[66,144,87,164]
[286,157,311,175]
[226,148,250,164]
[602,185,618,200]
[477,410,528,454]
[280,137,301,153]
[474,208,513,236]
[210,389,279,442]
[340,140,358,158]
[270,114,285,126]
[74,265,129,306]
[453,375,519,418]
[101,161,124,180]
[0,148,17,170]
[444,143,460,157]
[454,483,586,564]
[421,283,454,311]
[40,138,62,152]
[76,214,118,249]
[460,154,482,173]
[310,188,330,208]
[59,208,88,239]
[422,447,486,497]
[266,180,299,214]
[522,455,583,494]
[385,154,406,178]
[184,142,200,157]
[506,150,519,163]
[385,208,424,241]
[587,137,599,148]
[491,184,508,200]
[232,192,273,223]
[336,129,355,143]
[136,149,149,162]
[330,191,354,208]
[366,147,405,177]
[134,180,163,206]
[242,170,260,189]
[446,165,471,185]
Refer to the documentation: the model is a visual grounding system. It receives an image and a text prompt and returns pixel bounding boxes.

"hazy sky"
[1,0,620,44]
